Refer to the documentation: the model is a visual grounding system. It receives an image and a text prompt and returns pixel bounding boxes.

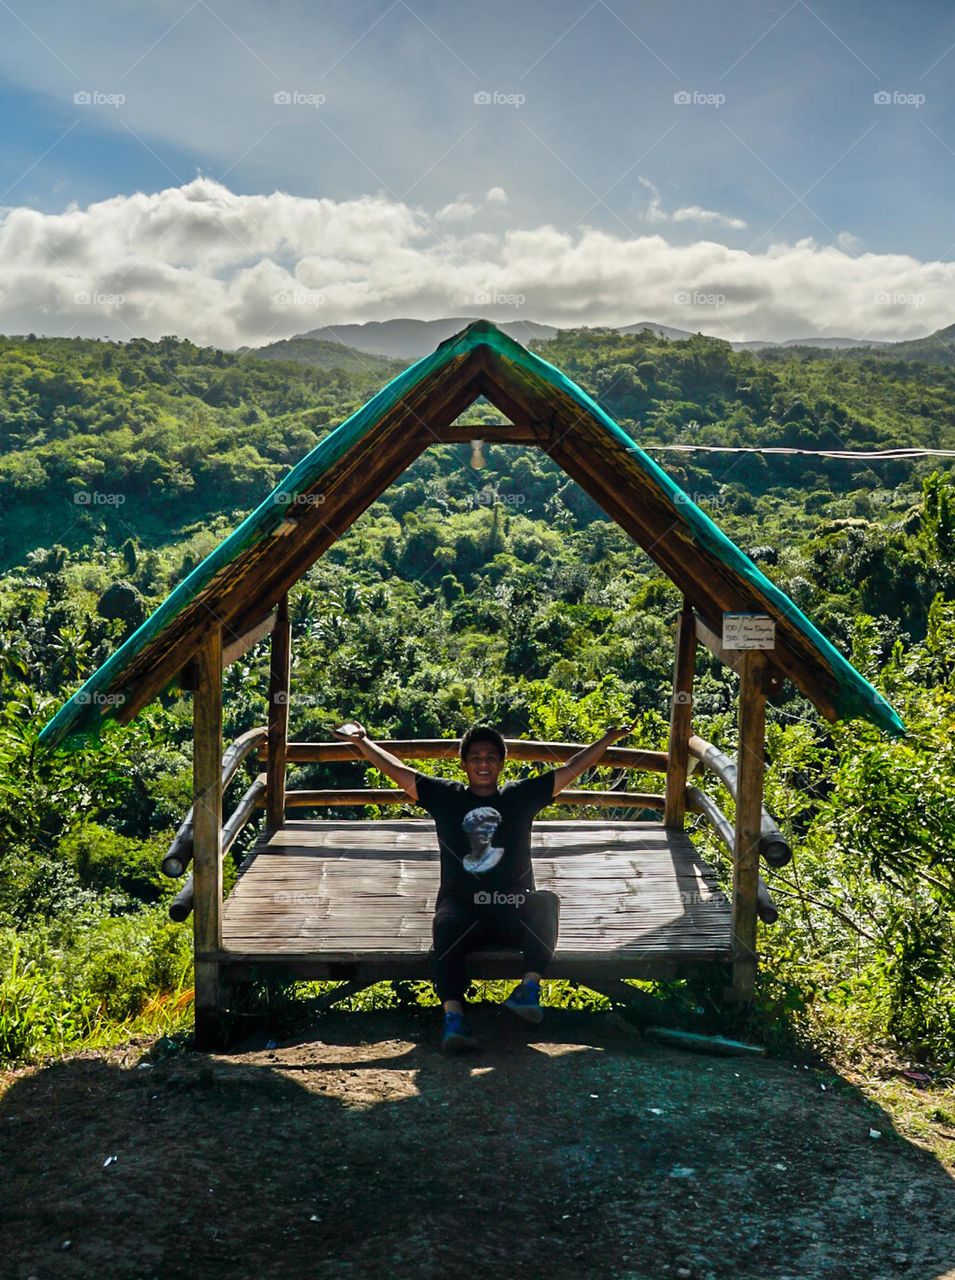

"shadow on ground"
[2,1005,953,1280]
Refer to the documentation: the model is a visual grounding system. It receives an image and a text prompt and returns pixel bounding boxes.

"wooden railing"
[162,726,268,877]
[686,733,787,926]
[164,729,786,929]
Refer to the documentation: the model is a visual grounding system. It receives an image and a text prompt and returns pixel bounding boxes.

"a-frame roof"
[39,319,905,750]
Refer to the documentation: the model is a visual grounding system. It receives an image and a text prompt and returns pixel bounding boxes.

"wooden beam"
[426,422,541,444]
[192,625,223,1050]
[223,608,276,667]
[473,357,555,435]
[694,612,745,673]
[731,650,766,1002]
[272,787,667,809]
[217,954,730,985]
[266,738,671,772]
[266,593,290,830]
[664,601,696,828]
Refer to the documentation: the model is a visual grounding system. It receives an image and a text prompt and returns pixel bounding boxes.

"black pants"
[431,889,560,1005]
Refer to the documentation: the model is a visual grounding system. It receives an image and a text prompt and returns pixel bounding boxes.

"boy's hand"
[334,720,367,741]
[605,722,637,742]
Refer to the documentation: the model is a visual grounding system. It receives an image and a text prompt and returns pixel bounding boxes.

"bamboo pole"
[732,650,766,1002]
[270,739,672,772]
[685,786,779,924]
[266,593,291,831]
[270,787,667,810]
[664,601,696,828]
[688,734,791,867]
[169,775,267,922]
[162,726,267,877]
[192,625,223,1051]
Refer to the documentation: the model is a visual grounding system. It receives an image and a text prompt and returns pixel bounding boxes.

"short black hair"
[459,725,507,761]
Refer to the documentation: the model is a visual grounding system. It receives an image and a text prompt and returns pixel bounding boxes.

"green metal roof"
[38,319,905,750]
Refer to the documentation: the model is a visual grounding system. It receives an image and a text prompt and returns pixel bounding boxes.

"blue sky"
[2,0,955,345]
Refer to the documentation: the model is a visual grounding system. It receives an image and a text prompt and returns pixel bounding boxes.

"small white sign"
[722,612,775,650]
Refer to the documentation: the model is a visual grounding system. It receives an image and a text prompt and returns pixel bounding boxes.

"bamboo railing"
[164,730,786,929]
[162,726,268,877]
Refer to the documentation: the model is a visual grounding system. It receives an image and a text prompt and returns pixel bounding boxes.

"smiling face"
[463,742,504,795]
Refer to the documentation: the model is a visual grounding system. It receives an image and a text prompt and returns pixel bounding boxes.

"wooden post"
[731,649,767,1002]
[664,601,696,828]
[266,593,291,831]
[192,625,223,1051]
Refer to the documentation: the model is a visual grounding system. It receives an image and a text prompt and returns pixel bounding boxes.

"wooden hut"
[39,320,905,1048]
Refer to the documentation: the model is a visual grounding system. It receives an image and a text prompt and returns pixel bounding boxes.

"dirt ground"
[1,1004,953,1280]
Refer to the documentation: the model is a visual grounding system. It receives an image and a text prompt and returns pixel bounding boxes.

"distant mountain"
[618,321,698,341]
[779,336,889,349]
[246,335,403,377]
[873,322,955,364]
[252,316,950,365]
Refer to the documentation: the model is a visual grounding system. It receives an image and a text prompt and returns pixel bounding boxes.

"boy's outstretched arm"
[551,724,637,797]
[334,721,418,802]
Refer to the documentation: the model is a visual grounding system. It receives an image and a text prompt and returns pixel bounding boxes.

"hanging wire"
[633,445,955,459]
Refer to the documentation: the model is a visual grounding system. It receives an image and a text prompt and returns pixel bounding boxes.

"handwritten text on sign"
[722,613,776,650]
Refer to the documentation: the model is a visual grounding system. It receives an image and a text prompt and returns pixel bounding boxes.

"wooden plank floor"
[219,820,733,981]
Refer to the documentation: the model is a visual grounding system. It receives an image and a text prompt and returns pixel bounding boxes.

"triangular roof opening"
[39,319,905,750]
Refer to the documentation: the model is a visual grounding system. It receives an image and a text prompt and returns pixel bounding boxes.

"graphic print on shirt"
[461,806,505,874]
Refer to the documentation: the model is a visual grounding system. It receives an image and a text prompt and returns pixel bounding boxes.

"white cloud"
[638,176,747,230]
[437,187,509,222]
[435,198,480,223]
[837,230,865,254]
[0,176,951,347]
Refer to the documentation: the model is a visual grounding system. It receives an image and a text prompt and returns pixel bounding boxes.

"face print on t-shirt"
[461,806,504,874]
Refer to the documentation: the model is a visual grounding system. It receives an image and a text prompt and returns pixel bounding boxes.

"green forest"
[1,324,953,1086]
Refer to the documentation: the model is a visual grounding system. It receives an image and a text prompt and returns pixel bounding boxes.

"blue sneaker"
[441,1010,477,1053]
[504,979,543,1023]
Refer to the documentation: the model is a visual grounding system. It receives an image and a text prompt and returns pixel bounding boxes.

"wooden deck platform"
[218,820,734,984]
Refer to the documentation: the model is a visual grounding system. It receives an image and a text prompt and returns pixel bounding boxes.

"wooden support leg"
[731,650,767,1003]
[193,626,224,1052]
[266,593,291,832]
[664,601,696,829]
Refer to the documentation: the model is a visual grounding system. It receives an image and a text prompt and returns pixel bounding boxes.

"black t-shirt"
[414,769,556,907]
